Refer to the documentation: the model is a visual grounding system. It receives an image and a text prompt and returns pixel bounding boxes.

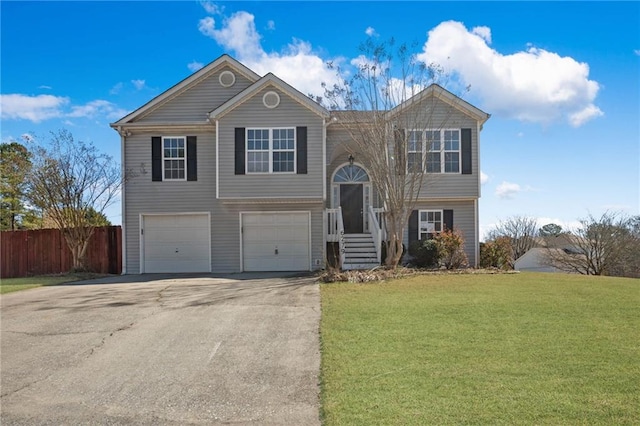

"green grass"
[320,272,640,425]
[0,273,100,294]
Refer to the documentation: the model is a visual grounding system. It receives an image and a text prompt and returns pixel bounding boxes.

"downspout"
[118,126,127,275]
[322,118,328,268]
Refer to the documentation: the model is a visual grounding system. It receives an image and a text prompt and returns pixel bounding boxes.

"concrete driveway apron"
[1,273,321,425]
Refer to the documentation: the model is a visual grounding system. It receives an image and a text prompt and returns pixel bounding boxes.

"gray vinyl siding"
[218,86,324,198]
[136,67,254,123]
[123,128,325,273]
[396,97,480,198]
[325,97,481,200]
[403,200,478,267]
[211,202,324,272]
[123,130,217,273]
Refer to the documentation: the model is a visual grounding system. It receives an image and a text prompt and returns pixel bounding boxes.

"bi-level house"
[110,55,489,274]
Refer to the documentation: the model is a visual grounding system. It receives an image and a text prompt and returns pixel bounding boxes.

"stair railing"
[368,206,383,264]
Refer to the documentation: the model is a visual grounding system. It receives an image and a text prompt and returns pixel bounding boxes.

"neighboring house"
[514,235,581,273]
[110,55,489,274]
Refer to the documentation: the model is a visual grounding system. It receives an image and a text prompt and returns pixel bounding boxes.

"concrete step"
[342,262,380,270]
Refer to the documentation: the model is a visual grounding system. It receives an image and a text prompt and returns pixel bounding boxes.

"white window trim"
[162,136,187,181]
[418,209,443,240]
[246,127,296,174]
[407,129,461,174]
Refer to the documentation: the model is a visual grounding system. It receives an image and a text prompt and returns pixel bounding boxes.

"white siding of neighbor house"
[135,66,255,123]
[217,86,325,199]
[404,199,477,267]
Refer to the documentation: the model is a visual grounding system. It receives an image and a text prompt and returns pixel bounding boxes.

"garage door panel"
[143,214,210,273]
[242,213,310,272]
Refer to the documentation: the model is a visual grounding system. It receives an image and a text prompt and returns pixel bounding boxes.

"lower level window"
[419,210,442,240]
[163,137,186,180]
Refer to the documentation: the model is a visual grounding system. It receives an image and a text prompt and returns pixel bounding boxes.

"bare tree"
[26,130,124,271]
[322,38,465,268]
[544,212,640,276]
[486,216,538,268]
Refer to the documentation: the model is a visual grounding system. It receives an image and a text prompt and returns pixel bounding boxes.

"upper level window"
[163,137,186,180]
[408,129,460,174]
[419,210,442,240]
[247,128,295,173]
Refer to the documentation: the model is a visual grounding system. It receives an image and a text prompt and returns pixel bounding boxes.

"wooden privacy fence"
[1,226,121,278]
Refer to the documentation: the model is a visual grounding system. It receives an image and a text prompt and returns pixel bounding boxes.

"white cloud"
[365,26,378,37]
[131,79,146,90]
[199,12,263,59]
[267,20,275,31]
[198,9,340,99]
[200,1,222,15]
[1,94,127,123]
[480,171,489,185]
[471,26,491,43]
[38,85,52,90]
[495,181,521,199]
[188,61,205,72]
[110,82,124,95]
[0,94,68,122]
[68,99,128,120]
[635,49,640,56]
[418,21,603,127]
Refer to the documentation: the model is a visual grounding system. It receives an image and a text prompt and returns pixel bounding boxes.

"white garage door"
[242,212,310,272]
[143,214,210,273]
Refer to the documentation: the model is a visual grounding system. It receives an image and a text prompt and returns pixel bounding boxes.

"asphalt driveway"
[0,273,321,425]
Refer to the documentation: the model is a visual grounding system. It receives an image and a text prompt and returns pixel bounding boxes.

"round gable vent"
[219,70,236,87]
[263,91,280,109]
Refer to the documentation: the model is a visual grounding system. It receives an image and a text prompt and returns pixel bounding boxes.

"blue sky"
[2,1,639,238]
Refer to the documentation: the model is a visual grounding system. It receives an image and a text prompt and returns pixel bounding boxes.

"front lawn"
[320,272,639,425]
[0,273,102,294]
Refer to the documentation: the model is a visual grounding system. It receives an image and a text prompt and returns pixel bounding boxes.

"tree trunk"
[384,214,405,269]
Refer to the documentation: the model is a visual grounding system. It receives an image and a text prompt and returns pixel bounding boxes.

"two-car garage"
[140,212,311,273]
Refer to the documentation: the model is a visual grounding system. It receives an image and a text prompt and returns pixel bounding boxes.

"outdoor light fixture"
[348,154,354,166]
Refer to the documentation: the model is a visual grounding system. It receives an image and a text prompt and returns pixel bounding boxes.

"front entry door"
[340,184,363,233]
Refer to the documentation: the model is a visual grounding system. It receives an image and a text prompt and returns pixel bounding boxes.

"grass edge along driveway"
[320,272,639,425]
[0,273,105,294]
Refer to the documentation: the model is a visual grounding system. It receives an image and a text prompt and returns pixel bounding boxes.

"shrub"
[434,229,468,269]
[480,236,512,270]
[408,238,439,268]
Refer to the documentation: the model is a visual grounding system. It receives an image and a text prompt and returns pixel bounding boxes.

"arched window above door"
[333,164,369,183]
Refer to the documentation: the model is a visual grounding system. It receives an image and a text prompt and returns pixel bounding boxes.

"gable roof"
[386,84,490,126]
[110,54,260,126]
[209,73,329,120]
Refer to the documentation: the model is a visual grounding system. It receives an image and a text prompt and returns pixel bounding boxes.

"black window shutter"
[461,128,472,175]
[444,209,454,231]
[151,137,162,181]
[395,128,405,175]
[409,210,418,245]
[187,136,197,181]
[235,128,245,175]
[296,126,307,174]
